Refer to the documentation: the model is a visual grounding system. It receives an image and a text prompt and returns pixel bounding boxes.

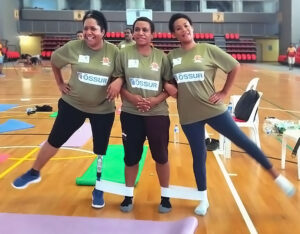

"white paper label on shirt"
[174,71,205,83]
[172,57,182,66]
[78,72,108,86]
[78,55,90,63]
[128,59,139,68]
[121,44,126,48]
[129,78,159,91]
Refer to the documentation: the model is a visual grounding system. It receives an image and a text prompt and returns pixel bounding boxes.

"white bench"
[281,129,300,180]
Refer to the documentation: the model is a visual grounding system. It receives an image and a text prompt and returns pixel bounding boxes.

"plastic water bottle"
[26,107,36,115]
[174,124,180,143]
[228,102,233,116]
[262,119,273,135]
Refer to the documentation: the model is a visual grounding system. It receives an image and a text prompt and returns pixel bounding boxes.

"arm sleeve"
[161,53,172,82]
[207,44,239,74]
[50,42,71,69]
[112,49,125,79]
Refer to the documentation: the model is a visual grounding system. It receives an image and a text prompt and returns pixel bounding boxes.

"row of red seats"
[225,33,240,40]
[3,49,20,60]
[194,33,214,40]
[105,32,214,40]
[41,50,53,59]
[231,53,256,61]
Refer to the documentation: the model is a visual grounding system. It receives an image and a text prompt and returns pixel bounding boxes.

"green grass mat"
[50,112,58,117]
[76,144,148,186]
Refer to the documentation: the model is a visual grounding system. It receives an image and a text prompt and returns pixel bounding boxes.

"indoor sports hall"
[0,1,299,233]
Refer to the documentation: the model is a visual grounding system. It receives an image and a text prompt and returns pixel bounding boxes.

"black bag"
[234,89,259,121]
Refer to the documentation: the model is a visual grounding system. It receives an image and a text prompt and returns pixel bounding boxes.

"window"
[171,1,200,12]
[207,1,233,12]
[243,1,264,13]
[145,0,164,11]
[66,0,90,10]
[101,0,126,11]
[23,0,57,10]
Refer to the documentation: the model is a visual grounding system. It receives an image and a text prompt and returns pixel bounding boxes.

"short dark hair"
[168,13,192,33]
[76,30,83,34]
[133,17,155,33]
[83,10,107,35]
[124,28,133,34]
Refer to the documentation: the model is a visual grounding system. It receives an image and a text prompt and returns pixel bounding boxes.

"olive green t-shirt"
[51,40,119,114]
[113,45,172,116]
[118,40,136,49]
[168,43,239,124]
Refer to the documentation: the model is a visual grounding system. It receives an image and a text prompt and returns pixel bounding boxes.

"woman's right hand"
[58,82,71,94]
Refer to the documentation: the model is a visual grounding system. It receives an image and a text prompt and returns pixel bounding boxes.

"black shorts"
[120,112,170,166]
[48,99,115,155]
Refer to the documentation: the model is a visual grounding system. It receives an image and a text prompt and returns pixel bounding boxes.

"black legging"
[181,111,272,191]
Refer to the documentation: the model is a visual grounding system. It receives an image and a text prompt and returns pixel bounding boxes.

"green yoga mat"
[76,145,148,186]
[50,112,58,117]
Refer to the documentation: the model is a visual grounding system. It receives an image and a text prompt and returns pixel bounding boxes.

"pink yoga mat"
[40,123,92,147]
[0,154,9,163]
[0,213,198,234]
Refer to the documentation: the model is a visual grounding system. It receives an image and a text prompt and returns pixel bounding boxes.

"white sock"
[194,190,209,216]
[125,186,134,197]
[275,174,295,197]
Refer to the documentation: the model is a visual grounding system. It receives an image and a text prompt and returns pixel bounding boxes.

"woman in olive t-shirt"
[113,17,173,213]
[12,11,123,210]
[165,13,295,216]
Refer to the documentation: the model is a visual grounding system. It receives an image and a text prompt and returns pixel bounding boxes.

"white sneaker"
[275,174,296,197]
[194,201,209,216]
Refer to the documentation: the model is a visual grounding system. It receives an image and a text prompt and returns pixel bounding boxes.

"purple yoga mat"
[40,123,92,147]
[0,213,198,234]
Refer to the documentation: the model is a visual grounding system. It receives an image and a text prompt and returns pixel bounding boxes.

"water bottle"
[228,102,233,116]
[262,119,273,135]
[174,124,180,143]
[26,107,36,115]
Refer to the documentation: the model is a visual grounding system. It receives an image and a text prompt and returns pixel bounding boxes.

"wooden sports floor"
[0,62,299,234]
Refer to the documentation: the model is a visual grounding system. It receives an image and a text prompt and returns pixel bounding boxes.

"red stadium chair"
[225,33,230,40]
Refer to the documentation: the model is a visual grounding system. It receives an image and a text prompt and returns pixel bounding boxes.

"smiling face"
[133,21,153,47]
[83,18,104,50]
[172,18,194,44]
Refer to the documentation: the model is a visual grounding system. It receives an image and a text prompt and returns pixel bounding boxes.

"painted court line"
[213,150,258,234]
[0,147,39,179]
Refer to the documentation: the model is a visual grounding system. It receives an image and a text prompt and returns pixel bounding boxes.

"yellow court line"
[8,155,96,161]
[0,147,39,179]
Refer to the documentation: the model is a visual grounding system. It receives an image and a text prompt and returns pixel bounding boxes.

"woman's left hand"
[209,91,226,104]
